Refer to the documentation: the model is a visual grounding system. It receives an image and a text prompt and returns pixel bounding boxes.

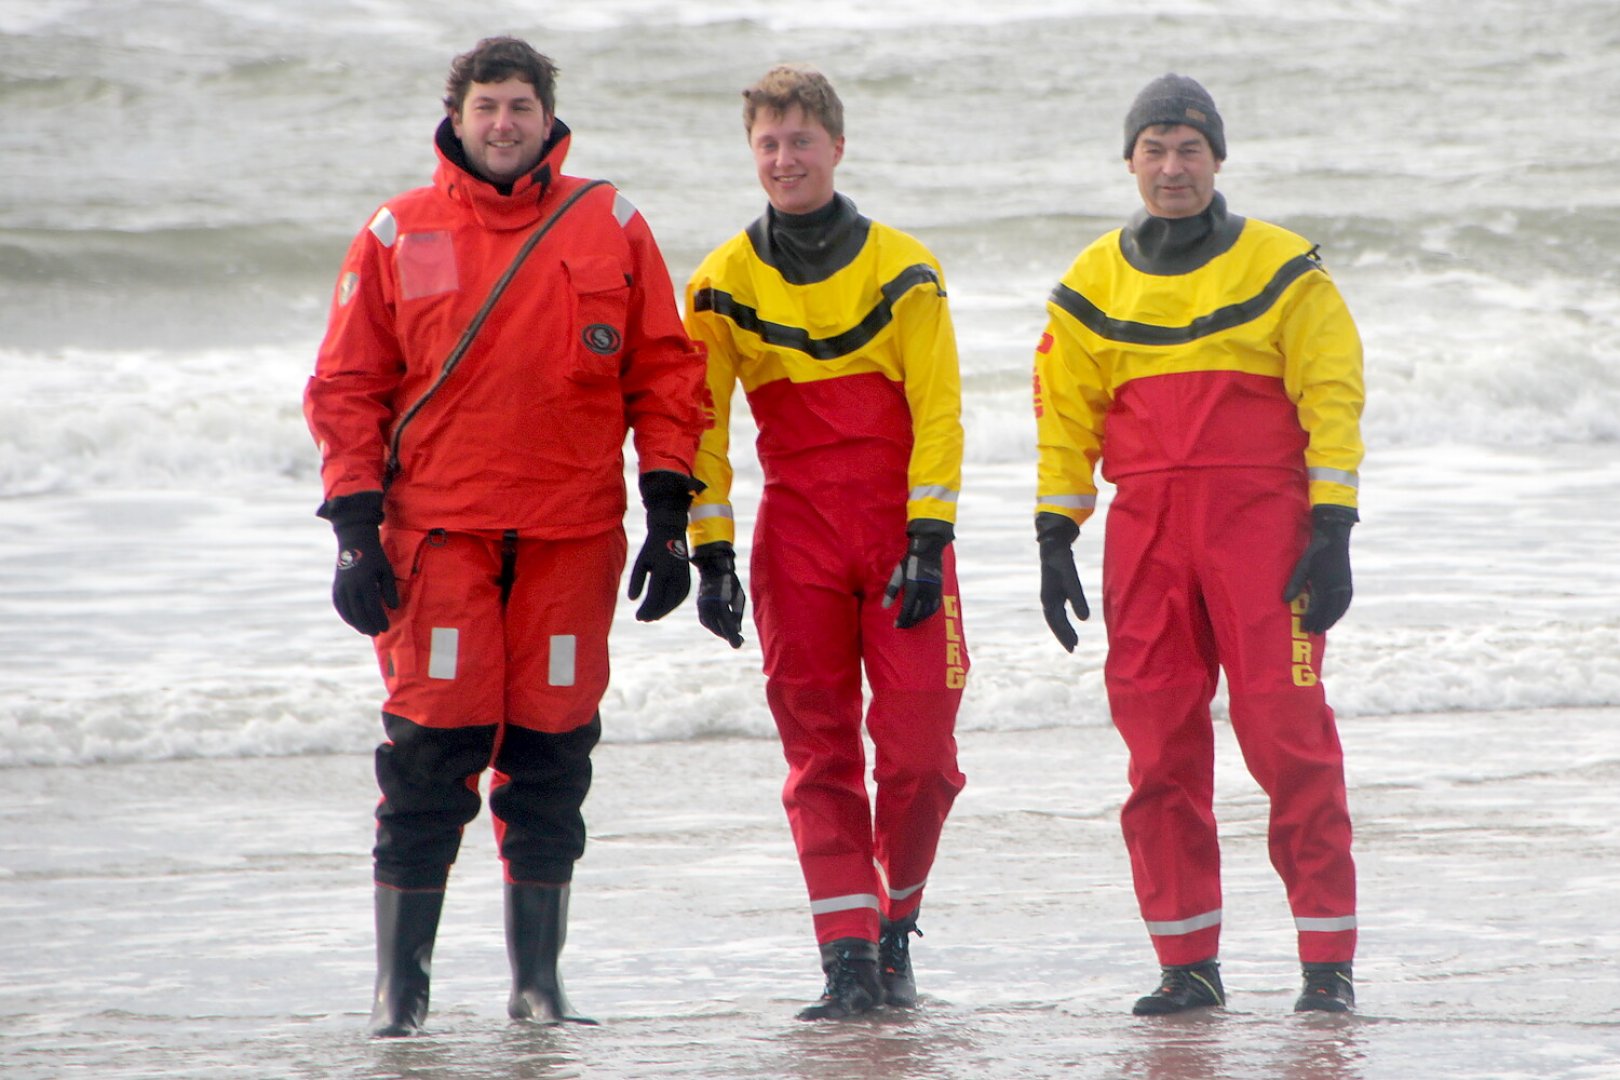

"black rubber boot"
[878,912,922,1007]
[796,938,884,1021]
[1295,962,1355,1012]
[1132,959,1226,1016]
[368,885,446,1037]
[506,882,597,1025]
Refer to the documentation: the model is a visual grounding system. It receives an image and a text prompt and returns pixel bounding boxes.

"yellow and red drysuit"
[305,117,705,890]
[684,195,968,945]
[1033,193,1364,966]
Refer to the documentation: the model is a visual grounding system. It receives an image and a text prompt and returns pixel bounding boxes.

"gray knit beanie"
[1123,73,1226,160]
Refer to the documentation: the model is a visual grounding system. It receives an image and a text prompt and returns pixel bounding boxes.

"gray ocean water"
[3,1,1620,1077]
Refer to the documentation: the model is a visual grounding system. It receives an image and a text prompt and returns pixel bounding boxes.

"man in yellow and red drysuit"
[304,37,706,1037]
[1033,74,1365,1016]
[683,64,968,1021]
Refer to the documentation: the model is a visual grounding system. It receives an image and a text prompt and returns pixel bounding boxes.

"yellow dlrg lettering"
[947,667,967,689]
[946,642,963,666]
[1292,664,1319,687]
[1291,639,1314,664]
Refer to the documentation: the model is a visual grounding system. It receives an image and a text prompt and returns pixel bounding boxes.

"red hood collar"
[432,115,574,230]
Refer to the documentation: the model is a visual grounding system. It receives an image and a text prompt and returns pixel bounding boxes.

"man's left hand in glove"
[882,519,954,630]
[1283,504,1358,635]
[628,470,703,622]
[692,541,746,648]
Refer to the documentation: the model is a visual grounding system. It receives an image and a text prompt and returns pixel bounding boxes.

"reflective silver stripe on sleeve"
[688,504,734,522]
[809,893,880,916]
[1295,915,1358,932]
[1307,466,1359,489]
[909,484,959,504]
[1143,908,1222,936]
[368,207,397,248]
[612,192,636,228]
[1038,494,1097,510]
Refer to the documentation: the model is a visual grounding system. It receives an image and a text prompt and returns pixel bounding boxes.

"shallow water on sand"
[4,714,1618,1079]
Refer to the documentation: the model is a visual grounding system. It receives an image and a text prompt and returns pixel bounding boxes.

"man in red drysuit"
[304,37,706,1037]
[1033,73,1365,1015]
[683,63,968,1020]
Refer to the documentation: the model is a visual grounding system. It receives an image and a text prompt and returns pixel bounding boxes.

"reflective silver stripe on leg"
[1295,915,1358,932]
[1144,908,1222,936]
[427,627,459,680]
[809,893,880,915]
[548,635,577,687]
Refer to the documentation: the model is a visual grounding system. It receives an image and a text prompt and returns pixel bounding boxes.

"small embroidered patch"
[583,324,622,355]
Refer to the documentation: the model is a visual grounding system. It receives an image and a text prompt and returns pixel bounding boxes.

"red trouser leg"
[491,530,624,885]
[369,529,621,890]
[1103,480,1224,965]
[753,494,967,944]
[1198,475,1356,964]
[371,529,504,890]
[1105,470,1357,966]
[862,545,967,924]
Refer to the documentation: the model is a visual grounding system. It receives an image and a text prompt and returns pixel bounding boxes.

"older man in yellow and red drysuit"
[1033,73,1366,1016]
[682,64,968,1021]
[305,37,705,1038]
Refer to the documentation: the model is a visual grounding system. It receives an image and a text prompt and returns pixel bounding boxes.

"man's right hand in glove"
[691,541,746,648]
[1036,511,1088,653]
[319,490,398,637]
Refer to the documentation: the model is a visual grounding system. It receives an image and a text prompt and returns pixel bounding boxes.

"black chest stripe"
[1050,252,1321,347]
[693,263,941,362]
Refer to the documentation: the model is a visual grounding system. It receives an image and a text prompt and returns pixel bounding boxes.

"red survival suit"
[305,117,705,890]
[684,196,968,944]
[1034,194,1365,966]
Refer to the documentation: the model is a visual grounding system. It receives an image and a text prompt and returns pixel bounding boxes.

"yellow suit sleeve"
[683,281,741,547]
[1280,266,1365,510]
[1034,294,1111,530]
[897,261,965,526]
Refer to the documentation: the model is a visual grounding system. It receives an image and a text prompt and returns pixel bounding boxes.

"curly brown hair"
[443,37,558,118]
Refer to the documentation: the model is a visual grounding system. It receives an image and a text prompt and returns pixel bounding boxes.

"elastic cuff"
[318,489,385,529]
[1035,510,1080,547]
[1311,504,1359,529]
[906,517,955,544]
[639,469,704,506]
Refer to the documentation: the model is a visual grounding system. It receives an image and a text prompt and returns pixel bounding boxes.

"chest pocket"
[564,256,630,383]
[396,231,459,301]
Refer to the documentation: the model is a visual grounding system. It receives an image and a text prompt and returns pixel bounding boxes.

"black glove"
[1283,504,1358,634]
[882,519,952,630]
[318,490,399,637]
[628,470,700,622]
[1036,511,1088,653]
[692,541,746,648]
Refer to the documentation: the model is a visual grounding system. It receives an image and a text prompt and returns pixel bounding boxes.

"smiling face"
[749,103,843,216]
[1127,123,1220,219]
[451,77,552,186]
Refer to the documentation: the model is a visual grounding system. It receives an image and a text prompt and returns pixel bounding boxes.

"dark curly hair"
[443,37,558,117]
